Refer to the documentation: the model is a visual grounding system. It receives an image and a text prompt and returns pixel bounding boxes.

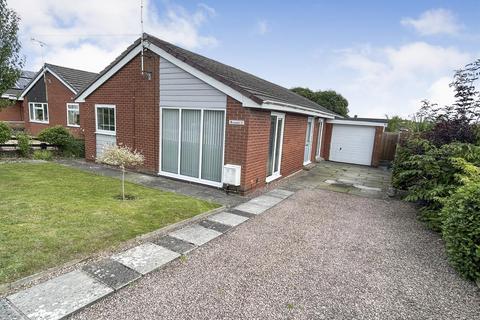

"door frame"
[315,118,324,161]
[159,107,226,187]
[303,116,314,165]
[266,111,285,183]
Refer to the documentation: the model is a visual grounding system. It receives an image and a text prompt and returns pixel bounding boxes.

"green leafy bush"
[37,126,72,147]
[37,126,84,157]
[0,122,12,144]
[32,150,53,161]
[16,132,31,157]
[442,180,480,281]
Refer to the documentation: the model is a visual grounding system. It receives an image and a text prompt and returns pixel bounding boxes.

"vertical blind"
[161,109,179,174]
[201,110,224,182]
[162,108,225,183]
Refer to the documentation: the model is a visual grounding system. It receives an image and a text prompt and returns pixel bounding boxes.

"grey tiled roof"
[45,64,98,93]
[3,71,36,97]
[78,33,338,116]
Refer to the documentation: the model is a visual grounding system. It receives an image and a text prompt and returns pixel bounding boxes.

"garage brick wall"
[22,72,82,137]
[81,52,160,173]
[0,101,23,122]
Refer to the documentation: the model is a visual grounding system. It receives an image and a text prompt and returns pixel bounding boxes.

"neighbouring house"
[19,64,97,137]
[0,70,36,129]
[75,33,384,194]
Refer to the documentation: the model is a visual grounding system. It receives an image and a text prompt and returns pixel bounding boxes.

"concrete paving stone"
[152,235,196,254]
[7,270,113,320]
[111,243,180,275]
[267,189,295,199]
[248,195,284,209]
[0,299,26,320]
[227,209,256,218]
[234,201,268,215]
[82,259,141,290]
[169,224,222,246]
[199,219,231,233]
[207,211,249,226]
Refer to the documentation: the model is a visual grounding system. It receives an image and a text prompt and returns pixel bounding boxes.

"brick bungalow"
[0,71,35,129]
[19,64,97,137]
[76,33,384,194]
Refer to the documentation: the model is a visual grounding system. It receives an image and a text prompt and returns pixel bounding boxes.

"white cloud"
[10,0,218,72]
[256,20,270,35]
[401,8,462,36]
[334,42,471,117]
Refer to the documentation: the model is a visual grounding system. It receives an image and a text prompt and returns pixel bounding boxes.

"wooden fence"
[380,132,400,161]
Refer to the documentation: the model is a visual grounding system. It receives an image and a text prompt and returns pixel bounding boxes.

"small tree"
[96,145,144,200]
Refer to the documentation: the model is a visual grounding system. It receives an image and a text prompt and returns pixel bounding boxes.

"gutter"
[261,100,336,119]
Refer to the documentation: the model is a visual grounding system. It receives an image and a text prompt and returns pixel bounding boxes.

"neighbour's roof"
[342,117,388,124]
[44,64,98,93]
[3,71,36,98]
[77,33,338,117]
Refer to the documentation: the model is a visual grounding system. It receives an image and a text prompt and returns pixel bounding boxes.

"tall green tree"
[291,87,349,117]
[0,0,24,108]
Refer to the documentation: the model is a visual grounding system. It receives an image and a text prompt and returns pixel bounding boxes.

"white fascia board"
[75,45,143,102]
[327,119,387,127]
[261,101,335,119]
[20,67,77,98]
[148,45,260,108]
[1,94,20,100]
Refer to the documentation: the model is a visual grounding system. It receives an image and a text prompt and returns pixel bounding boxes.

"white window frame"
[159,107,226,188]
[66,103,80,127]
[266,111,285,183]
[315,118,325,161]
[28,102,49,124]
[95,104,116,136]
[303,116,314,165]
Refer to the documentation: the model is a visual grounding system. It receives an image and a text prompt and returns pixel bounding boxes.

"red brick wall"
[81,51,160,172]
[23,72,82,137]
[322,122,333,160]
[281,113,307,177]
[0,101,23,121]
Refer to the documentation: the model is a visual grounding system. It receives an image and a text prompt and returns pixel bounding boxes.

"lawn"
[0,162,220,285]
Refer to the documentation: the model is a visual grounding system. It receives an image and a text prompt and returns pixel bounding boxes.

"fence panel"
[381,132,400,161]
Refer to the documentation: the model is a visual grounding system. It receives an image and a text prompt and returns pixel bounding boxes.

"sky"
[9,0,480,118]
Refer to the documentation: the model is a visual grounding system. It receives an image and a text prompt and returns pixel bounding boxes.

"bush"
[16,132,31,157]
[37,126,84,157]
[32,150,53,161]
[442,180,480,281]
[0,122,12,144]
[37,126,72,147]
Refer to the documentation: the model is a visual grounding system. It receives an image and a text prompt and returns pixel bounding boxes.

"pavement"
[67,189,479,320]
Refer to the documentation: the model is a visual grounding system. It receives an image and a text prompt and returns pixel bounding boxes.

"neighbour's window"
[29,103,49,123]
[96,105,116,134]
[67,103,80,127]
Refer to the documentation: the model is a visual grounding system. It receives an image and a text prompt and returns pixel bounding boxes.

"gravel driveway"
[71,189,480,320]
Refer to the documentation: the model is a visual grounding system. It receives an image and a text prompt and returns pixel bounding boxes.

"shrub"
[442,180,480,281]
[37,126,72,147]
[16,132,31,157]
[32,150,53,161]
[0,121,12,144]
[63,138,85,158]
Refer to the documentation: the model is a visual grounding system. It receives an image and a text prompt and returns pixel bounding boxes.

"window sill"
[95,131,116,136]
[266,174,281,183]
[67,124,80,128]
[29,120,49,124]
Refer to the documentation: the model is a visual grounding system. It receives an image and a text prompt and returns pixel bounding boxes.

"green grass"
[0,162,220,284]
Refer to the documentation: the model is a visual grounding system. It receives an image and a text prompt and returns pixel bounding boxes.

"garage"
[323,118,387,167]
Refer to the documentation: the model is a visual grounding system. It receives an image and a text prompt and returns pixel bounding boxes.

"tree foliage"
[0,0,24,108]
[291,87,349,117]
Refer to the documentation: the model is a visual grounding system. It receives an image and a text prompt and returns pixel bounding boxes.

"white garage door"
[329,125,375,166]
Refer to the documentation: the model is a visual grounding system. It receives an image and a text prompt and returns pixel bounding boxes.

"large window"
[161,108,225,186]
[266,112,285,182]
[67,103,80,127]
[95,105,116,134]
[29,103,49,123]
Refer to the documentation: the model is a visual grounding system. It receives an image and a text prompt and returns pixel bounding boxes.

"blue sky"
[10,0,480,117]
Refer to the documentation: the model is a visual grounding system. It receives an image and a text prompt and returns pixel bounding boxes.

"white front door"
[266,112,285,182]
[329,124,376,166]
[304,117,314,165]
[315,118,324,160]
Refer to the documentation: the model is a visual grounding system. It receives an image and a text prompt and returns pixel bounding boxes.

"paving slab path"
[69,189,479,320]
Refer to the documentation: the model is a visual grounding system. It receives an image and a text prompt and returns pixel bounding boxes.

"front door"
[304,117,314,165]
